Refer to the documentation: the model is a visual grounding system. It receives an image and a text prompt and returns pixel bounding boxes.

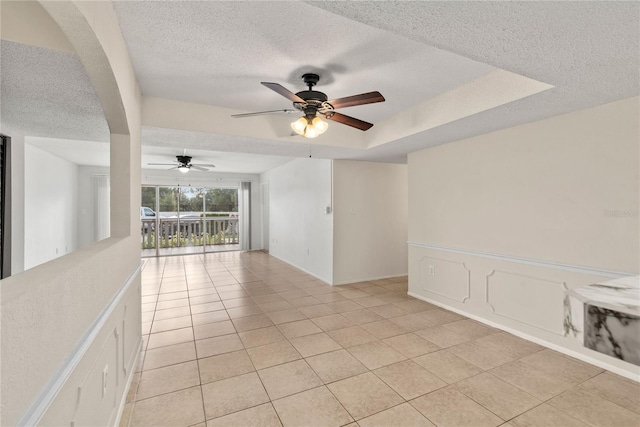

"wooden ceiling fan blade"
[147,162,179,166]
[192,163,216,167]
[328,91,385,109]
[231,109,298,118]
[261,82,306,103]
[326,112,374,131]
[190,165,209,172]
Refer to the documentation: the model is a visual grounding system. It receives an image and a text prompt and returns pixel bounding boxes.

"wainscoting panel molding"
[408,242,639,380]
[22,264,142,427]
[71,328,120,426]
[485,269,567,335]
[418,256,470,303]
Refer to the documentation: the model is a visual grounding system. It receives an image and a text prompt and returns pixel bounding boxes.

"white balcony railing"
[141,216,239,251]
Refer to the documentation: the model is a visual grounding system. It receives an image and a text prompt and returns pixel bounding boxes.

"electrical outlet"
[429,265,435,276]
[102,365,108,397]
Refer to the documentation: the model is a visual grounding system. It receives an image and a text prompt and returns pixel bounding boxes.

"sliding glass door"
[141,185,240,257]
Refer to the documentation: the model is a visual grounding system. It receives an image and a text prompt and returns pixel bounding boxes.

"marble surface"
[564,276,640,366]
[570,276,640,314]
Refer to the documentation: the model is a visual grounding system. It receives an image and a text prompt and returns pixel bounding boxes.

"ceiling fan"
[147,150,215,173]
[231,73,385,138]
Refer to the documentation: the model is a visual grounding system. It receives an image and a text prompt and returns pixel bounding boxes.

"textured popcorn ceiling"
[112,0,496,124]
[0,40,109,142]
[1,1,638,168]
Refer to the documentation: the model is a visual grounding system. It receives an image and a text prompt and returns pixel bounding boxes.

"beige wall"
[333,160,408,285]
[409,97,638,273]
[408,97,639,378]
[0,0,74,52]
[0,2,143,425]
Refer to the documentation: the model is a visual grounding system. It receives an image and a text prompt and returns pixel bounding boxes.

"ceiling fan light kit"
[232,73,385,138]
[291,115,328,138]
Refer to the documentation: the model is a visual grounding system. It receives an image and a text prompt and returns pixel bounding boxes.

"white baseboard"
[408,291,640,383]
[266,253,408,287]
[267,252,333,285]
[332,273,408,286]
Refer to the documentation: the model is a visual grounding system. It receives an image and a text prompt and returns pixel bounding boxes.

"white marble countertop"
[568,276,640,316]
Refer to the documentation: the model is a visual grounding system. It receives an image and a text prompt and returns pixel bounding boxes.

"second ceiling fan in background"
[147,149,215,173]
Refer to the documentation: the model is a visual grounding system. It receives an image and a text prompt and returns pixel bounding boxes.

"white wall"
[261,158,333,283]
[408,97,639,378]
[250,180,261,250]
[24,143,79,269]
[77,166,110,249]
[333,160,408,285]
[261,181,270,251]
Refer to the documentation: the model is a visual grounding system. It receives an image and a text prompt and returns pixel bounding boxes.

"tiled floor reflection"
[121,251,640,427]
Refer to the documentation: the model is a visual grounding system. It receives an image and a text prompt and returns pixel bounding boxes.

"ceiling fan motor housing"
[177,155,192,165]
[295,91,330,119]
[295,90,328,102]
[295,75,331,119]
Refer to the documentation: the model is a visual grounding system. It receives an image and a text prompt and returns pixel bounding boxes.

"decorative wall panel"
[72,329,119,427]
[486,270,566,335]
[418,256,470,303]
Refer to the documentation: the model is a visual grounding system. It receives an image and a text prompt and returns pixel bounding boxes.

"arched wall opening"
[1,1,142,425]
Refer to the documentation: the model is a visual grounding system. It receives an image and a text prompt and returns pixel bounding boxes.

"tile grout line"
[186,255,210,426]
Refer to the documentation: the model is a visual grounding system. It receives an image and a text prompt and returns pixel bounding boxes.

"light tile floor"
[121,251,640,427]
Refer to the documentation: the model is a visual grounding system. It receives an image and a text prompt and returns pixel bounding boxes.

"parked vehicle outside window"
[141,207,156,231]
[141,207,156,219]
